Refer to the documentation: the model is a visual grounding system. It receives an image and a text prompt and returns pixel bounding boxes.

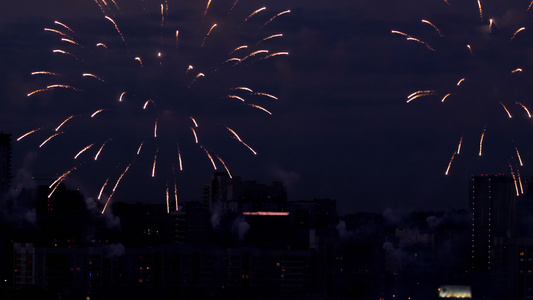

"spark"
[102,163,132,214]
[518,169,525,194]
[445,152,456,176]
[229,45,248,55]
[74,144,94,159]
[391,30,410,37]
[189,117,198,127]
[406,90,436,103]
[143,100,154,109]
[83,73,105,82]
[61,38,81,47]
[31,71,60,76]
[17,128,41,141]
[53,49,80,60]
[477,0,483,21]
[489,19,493,33]
[244,7,266,23]
[500,102,512,118]
[511,27,526,40]
[456,78,465,86]
[509,163,520,196]
[56,115,74,131]
[248,104,272,115]
[39,132,62,148]
[47,84,80,93]
[226,127,257,155]
[187,65,194,72]
[511,68,523,74]
[224,58,241,64]
[255,92,278,100]
[166,185,170,213]
[227,95,245,102]
[105,15,125,43]
[200,145,217,170]
[421,19,443,37]
[529,1,533,11]
[175,30,179,46]
[241,50,269,62]
[136,141,145,155]
[479,128,485,156]
[91,109,104,118]
[191,127,199,143]
[257,33,283,44]
[441,93,453,102]
[119,92,126,102]
[135,57,143,68]
[154,119,158,138]
[216,155,232,178]
[203,0,211,16]
[96,43,107,48]
[516,102,532,118]
[174,182,179,211]
[406,37,435,51]
[457,136,463,154]
[261,52,289,60]
[27,89,47,97]
[516,147,524,166]
[467,44,473,55]
[94,141,108,160]
[201,23,217,47]
[177,146,183,171]
[98,178,109,200]
[44,28,70,38]
[264,10,290,27]
[232,86,253,93]
[152,149,158,177]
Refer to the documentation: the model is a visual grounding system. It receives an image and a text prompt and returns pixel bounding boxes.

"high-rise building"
[469,175,517,272]
[0,132,11,196]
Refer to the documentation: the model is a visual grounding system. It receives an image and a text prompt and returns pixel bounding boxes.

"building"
[0,132,11,196]
[469,175,516,273]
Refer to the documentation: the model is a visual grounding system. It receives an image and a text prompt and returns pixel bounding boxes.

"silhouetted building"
[469,175,516,273]
[0,132,11,196]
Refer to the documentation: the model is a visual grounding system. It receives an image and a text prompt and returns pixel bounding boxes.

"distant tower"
[469,175,517,272]
[0,132,11,196]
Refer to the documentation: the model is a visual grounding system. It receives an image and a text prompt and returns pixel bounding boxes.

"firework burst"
[392,1,533,179]
[23,0,290,212]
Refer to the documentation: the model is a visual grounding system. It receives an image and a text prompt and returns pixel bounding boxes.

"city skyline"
[3,0,533,213]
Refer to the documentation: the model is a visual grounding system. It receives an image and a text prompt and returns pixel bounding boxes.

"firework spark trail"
[203,0,212,16]
[102,163,132,214]
[240,50,269,63]
[232,86,253,93]
[44,28,71,38]
[511,27,526,40]
[261,51,289,60]
[248,104,272,115]
[174,181,179,211]
[31,71,60,76]
[516,102,532,118]
[190,127,199,143]
[264,10,290,27]
[244,7,266,23]
[154,119,158,138]
[421,19,443,37]
[137,141,145,155]
[34,131,61,150]
[457,136,463,154]
[467,44,473,56]
[94,142,107,160]
[230,45,248,55]
[227,95,246,102]
[456,78,465,86]
[91,109,105,118]
[55,116,74,132]
[96,43,108,48]
[135,57,143,68]
[406,37,435,51]
[509,163,520,196]
[255,92,278,100]
[105,16,125,44]
[165,185,170,213]
[74,144,94,159]
[189,117,199,128]
[518,169,525,194]
[257,33,283,44]
[445,151,456,176]
[201,24,217,47]
[489,19,493,33]
[61,38,82,47]
[27,89,47,97]
[83,73,105,82]
[477,0,483,21]
[529,1,533,11]
[441,93,453,102]
[98,178,109,200]
[17,128,41,141]
[500,102,513,118]
[479,128,486,156]
[177,146,183,171]
[200,145,217,170]
[406,90,436,103]
[216,155,232,178]
[152,149,158,177]
[226,127,257,155]
[143,100,154,109]
[48,167,77,198]
[119,92,126,102]
[515,147,524,166]
[511,68,523,74]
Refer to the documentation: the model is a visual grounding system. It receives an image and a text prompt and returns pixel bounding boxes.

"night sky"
[2,0,533,213]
